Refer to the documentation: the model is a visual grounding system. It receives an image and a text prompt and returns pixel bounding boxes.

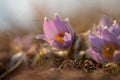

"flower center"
[55,32,65,44]
[101,43,117,59]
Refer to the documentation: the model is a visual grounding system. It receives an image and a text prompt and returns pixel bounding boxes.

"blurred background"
[0,0,120,51]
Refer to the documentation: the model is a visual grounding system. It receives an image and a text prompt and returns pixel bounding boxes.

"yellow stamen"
[55,32,65,44]
[102,43,117,59]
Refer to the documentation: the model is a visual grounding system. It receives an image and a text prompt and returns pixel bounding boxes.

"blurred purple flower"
[36,13,73,49]
[11,34,34,51]
[88,16,120,63]
[21,35,34,51]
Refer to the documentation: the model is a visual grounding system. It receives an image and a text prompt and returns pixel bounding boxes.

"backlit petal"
[63,32,72,42]
[99,16,112,28]
[54,14,71,33]
[43,17,58,40]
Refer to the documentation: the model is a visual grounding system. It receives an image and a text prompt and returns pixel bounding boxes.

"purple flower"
[36,13,73,49]
[88,16,120,63]
[11,34,34,51]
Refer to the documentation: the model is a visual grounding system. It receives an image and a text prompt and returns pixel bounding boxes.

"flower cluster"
[88,16,120,63]
[36,14,120,63]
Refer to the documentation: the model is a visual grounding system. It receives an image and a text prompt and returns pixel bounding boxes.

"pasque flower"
[11,34,34,51]
[36,13,73,49]
[88,16,120,63]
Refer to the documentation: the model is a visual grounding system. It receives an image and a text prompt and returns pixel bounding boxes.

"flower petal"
[109,22,120,37]
[22,35,33,50]
[101,29,117,44]
[54,14,71,34]
[64,17,74,38]
[88,48,107,63]
[63,32,72,42]
[43,17,58,40]
[112,50,120,62]
[50,38,71,50]
[50,40,65,49]
[63,32,74,48]
[64,41,71,48]
[89,33,105,50]
[99,16,112,27]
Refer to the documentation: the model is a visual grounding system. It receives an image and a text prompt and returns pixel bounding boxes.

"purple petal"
[101,29,117,44]
[12,37,22,44]
[36,34,49,42]
[43,17,58,40]
[64,41,71,48]
[109,22,120,37]
[88,48,107,63]
[63,32,73,48]
[89,33,105,50]
[54,14,71,34]
[99,16,112,28]
[63,32,72,42]
[112,50,120,62]
[50,40,65,49]
[50,39,71,49]
[64,18,74,38]
[22,35,33,50]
